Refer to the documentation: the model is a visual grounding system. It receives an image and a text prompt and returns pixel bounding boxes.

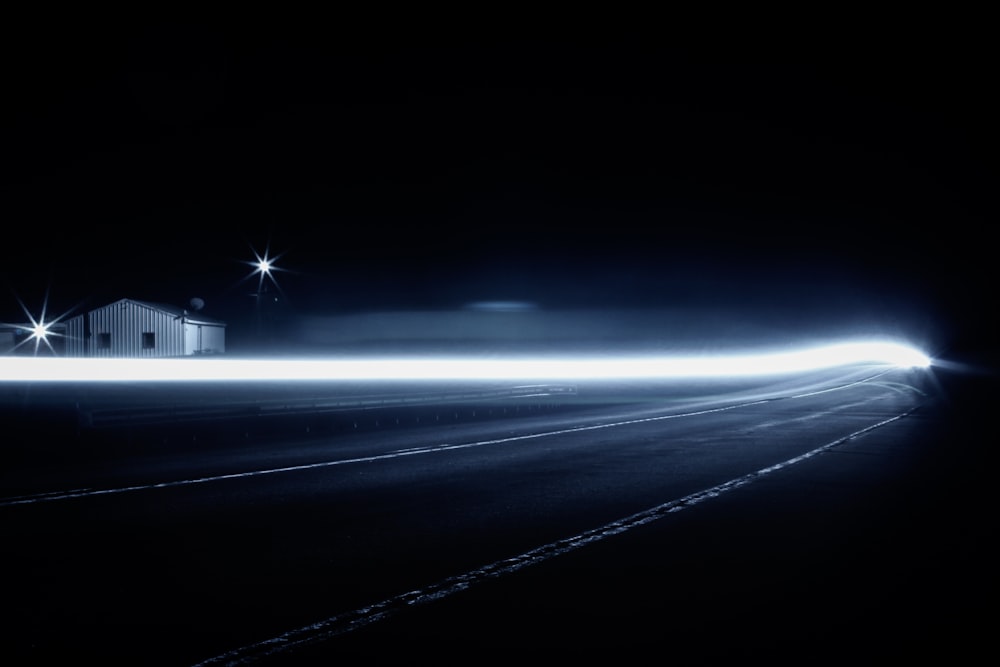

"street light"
[240,241,290,346]
[4,288,76,356]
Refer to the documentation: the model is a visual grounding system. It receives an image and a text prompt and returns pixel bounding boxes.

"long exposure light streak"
[0,341,930,383]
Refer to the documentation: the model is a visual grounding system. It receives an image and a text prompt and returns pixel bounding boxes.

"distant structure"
[60,298,226,358]
[0,327,16,354]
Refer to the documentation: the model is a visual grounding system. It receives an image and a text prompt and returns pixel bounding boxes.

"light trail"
[0,340,930,383]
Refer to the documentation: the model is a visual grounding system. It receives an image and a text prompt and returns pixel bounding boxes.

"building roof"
[97,298,226,326]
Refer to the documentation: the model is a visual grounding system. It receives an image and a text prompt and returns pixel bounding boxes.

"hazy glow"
[0,341,931,383]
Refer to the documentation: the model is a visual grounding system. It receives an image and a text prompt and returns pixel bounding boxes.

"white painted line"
[0,397,771,508]
[1,370,913,509]
[190,405,922,666]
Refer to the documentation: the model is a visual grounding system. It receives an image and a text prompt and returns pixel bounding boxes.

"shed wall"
[184,322,226,355]
[64,315,86,356]
[89,301,186,358]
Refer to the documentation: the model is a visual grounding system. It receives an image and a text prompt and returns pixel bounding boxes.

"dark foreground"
[268,362,999,665]
[1,360,995,665]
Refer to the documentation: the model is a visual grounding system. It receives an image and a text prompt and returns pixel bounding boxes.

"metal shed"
[63,298,226,358]
[0,327,17,355]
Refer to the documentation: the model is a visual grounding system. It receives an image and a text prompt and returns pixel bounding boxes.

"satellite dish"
[189,297,205,311]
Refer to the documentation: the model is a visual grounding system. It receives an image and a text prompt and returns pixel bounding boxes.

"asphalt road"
[1,362,994,666]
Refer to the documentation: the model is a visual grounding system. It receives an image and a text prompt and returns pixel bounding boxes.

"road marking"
[0,371,913,509]
[0,398,773,508]
[190,404,923,666]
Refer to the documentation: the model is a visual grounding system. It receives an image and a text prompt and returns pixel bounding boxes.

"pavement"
[264,358,997,665]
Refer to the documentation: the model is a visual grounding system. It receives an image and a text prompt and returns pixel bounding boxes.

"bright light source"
[242,242,287,294]
[0,340,931,383]
[3,289,76,356]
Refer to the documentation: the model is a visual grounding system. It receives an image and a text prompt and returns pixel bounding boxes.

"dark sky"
[2,16,995,356]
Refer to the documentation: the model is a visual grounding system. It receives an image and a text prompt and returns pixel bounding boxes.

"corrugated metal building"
[63,298,226,358]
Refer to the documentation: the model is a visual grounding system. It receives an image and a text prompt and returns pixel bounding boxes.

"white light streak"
[0,341,930,383]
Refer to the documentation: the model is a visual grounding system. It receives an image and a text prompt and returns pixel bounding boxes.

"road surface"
[0,363,992,665]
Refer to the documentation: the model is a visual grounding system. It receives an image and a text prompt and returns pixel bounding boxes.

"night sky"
[2,16,995,358]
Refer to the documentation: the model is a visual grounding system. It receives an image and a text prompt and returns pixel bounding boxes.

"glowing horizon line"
[0,341,931,383]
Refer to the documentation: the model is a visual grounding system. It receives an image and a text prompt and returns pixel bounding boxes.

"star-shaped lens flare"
[238,240,292,303]
[4,288,78,356]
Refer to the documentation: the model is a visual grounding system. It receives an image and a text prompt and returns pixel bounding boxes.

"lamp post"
[243,244,288,350]
[254,257,271,341]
